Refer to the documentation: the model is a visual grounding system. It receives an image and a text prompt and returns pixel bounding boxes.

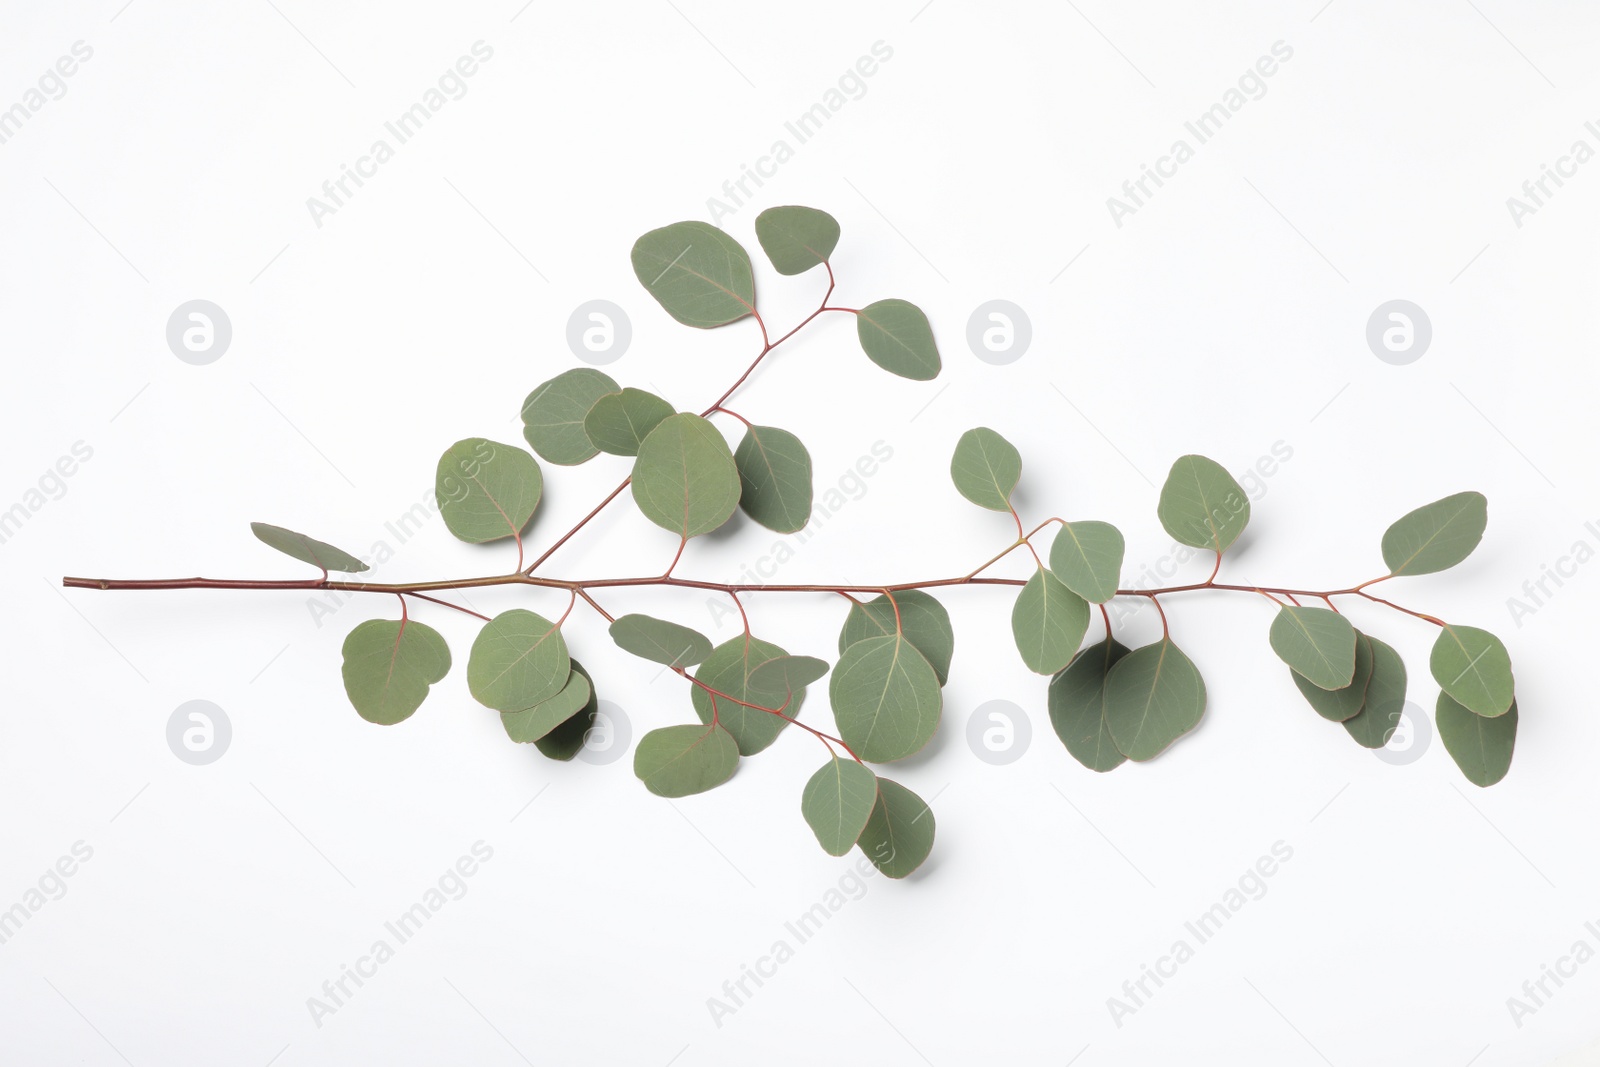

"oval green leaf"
[748,654,830,706]
[734,424,813,534]
[838,590,954,686]
[520,368,619,466]
[436,438,542,544]
[1438,693,1517,787]
[1431,624,1514,717]
[1049,638,1131,772]
[341,618,451,726]
[501,667,591,744]
[1381,491,1488,577]
[609,613,713,668]
[1048,520,1125,604]
[856,299,940,381]
[467,609,570,713]
[1012,567,1090,675]
[583,388,675,457]
[633,723,740,797]
[1291,632,1374,722]
[800,756,877,856]
[630,221,755,329]
[1343,634,1407,749]
[1269,606,1357,690]
[856,777,935,879]
[631,413,741,538]
[532,659,599,761]
[1103,639,1207,762]
[1157,454,1250,553]
[755,205,840,275]
[252,522,368,574]
[829,634,942,763]
[691,636,802,755]
[950,427,1021,512]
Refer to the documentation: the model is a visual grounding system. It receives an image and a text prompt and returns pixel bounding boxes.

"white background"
[3,0,1598,1063]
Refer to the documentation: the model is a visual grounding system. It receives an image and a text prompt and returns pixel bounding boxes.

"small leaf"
[800,756,877,856]
[633,724,740,797]
[691,636,802,755]
[754,205,840,275]
[583,388,675,457]
[630,221,755,329]
[1431,624,1514,717]
[1438,694,1517,787]
[1049,638,1131,772]
[1343,635,1406,749]
[501,667,591,744]
[341,618,451,725]
[1048,521,1125,604]
[251,522,368,574]
[856,777,935,879]
[532,659,599,761]
[838,590,954,686]
[520,368,619,466]
[856,299,940,381]
[631,413,741,538]
[1291,633,1374,722]
[1269,606,1357,690]
[436,438,542,544]
[467,609,570,713]
[950,427,1021,512]
[1011,567,1090,675]
[1381,492,1488,577]
[1157,454,1250,553]
[734,424,813,534]
[830,634,942,763]
[1103,639,1206,762]
[609,613,713,668]
[747,655,830,705]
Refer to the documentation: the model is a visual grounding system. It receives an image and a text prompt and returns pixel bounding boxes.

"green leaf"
[467,609,570,713]
[631,413,741,538]
[583,388,675,457]
[633,724,740,797]
[1103,639,1206,761]
[1381,492,1488,577]
[1269,606,1357,690]
[1438,694,1517,787]
[609,613,713,668]
[950,427,1021,512]
[1011,567,1090,675]
[1431,624,1514,717]
[532,659,598,761]
[838,590,954,686]
[856,777,935,879]
[630,221,755,329]
[436,438,542,544]
[747,655,830,706]
[754,205,840,275]
[691,636,802,755]
[856,299,940,381]
[1049,638,1131,772]
[251,522,368,574]
[1291,633,1374,722]
[340,618,451,725]
[1343,634,1406,749]
[734,424,813,534]
[501,667,591,744]
[799,756,877,856]
[829,634,942,763]
[520,368,619,466]
[1048,521,1125,604]
[1157,454,1250,553]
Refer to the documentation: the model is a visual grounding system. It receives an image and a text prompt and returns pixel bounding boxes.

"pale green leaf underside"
[830,634,942,763]
[341,618,451,725]
[467,609,570,713]
[1431,624,1514,717]
[252,522,368,574]
[521,368,619,466]
[950,426,1021,512]
[631,413,741,538]
[838,590,954,686]
[747,655,830,707]
[691,636,800,755]
[1343,634,1407,749]
[436,438,542,544]
[1103,639,1206,762]
[800,756,877,856]
[1437,693,1517,787]
[1157,454,1250,553]
[1382,491,1487,577]
[584,388,675,457]
[857,777,935,879]
[1048,520,1125,604]
[631,221,755,328]
[1049,638,1131,772]
[734,424,813,534]
[609,613,713,668]
[856,299,940,381]
[755,205,840,275]
[1012,567,1090,675]
[634,723,740,797]
[1269,606,1357,690]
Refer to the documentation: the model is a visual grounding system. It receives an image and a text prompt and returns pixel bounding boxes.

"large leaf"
[799,756,877,856]
[691,636,802,755]
[631,413,741,538]
[838,590,954,686]
[1431,624,1514,717]
[856,777,935,879]
[633,724,740,797]
[950,427,1021,512]
[747,655,830,706]
[436,438,542,544]
[467,609,570,713]
[1049,638,1131,772]
[341,618,451,725]
[1343,635,1406,749]
[754,205,840,275]
[609,613,713,668]
[1291,632,1374,722]
[1103,639,1206,761]
[501,667,591,744]
[1438,694,1517,787]
[532,659,598,761]
[856,299,940,381]
[1011,567,1090,675]
[734,424,812,534]
[583,388,674,457]
[251,522,368,574]
[1269,606,1357,690]
[1048,521,1125,604]
[1381,492,1488,577]
[630,221,755,328]
[520,368,619,466]
[830,634,942,763]
[1157,454,1250,553]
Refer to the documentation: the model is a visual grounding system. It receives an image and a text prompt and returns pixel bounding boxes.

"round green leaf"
[1103,639,1206,762]
[1048,521,1125,604]
[251,522,368,574]
[800,756,877,856]
[631,413,741,538]
[856,299,940,381]
[1343,634,1407,749]
[609,613,713,668]
[436,438,542,544]
[1381,491,1488,577]
[630,221,755,329]
[754,205,840,275]
[583,388,675,457]
[691,636,802,755]
[532,659,599,761]
[520,368,619,466]
[1012,567,1090,675]
[734,424,813,534]
[1157,454,1250,554]
[1431,624,1514,717]
[856,777,935,879]
[341,618,451,726]
[1438,694,1517,787]
[1269,606,1357,690]
[1049,638,1131,773]
[501,667,591,744]
[829,634,942,763]
[633,724,740,797]
[467,609,570,713]
[747,655,830,706]
[838,590,954,687]
[1291,632,1374,722]
[950,427,1021,512]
